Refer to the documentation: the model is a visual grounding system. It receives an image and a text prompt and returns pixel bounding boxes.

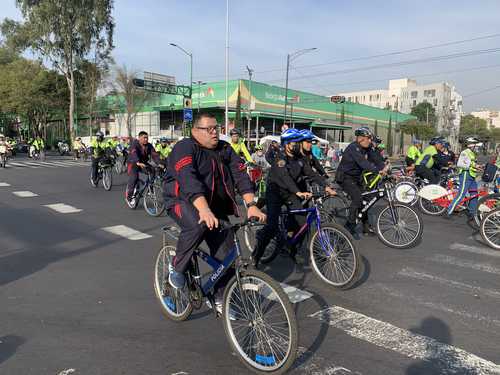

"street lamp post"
[169,43,193,99]
[284,48,317,127]
[194,80,204,113]
[246,65,253,148]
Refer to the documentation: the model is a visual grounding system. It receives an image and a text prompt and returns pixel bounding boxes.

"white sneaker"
[206,299,237,320]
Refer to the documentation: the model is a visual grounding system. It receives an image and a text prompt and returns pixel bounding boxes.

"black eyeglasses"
[195,125,219,134]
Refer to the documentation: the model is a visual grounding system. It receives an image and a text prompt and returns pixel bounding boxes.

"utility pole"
[195,80,204,113]
[224,0,229,134]
[246,65,253,148]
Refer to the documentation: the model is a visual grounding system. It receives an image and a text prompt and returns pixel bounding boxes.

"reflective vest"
[416,145,437,169]
[107,139,119,150]
[459,148,478,178]
[90,139,108,157]
[406,145,421,160]
[155,144,171,159]
[231,141,252,162]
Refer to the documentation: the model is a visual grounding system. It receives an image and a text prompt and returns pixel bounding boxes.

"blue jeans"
[447,172,477,216]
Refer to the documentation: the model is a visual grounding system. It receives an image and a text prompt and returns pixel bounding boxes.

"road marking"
[12,191,38,197]
[101,225,152,240]
[57,369,76,375]
[44,160,74,167]
[9,162,36,168]
[280,283,313,304]
[22,161,47,168]
[0,182,10,186]
[28,161,58,168]
[294,346,361,374]
[398,267,500,299]
[310,306,500,375]
[373,283,500,328]
[44,203,82,214]
[430,254,500,275]
[450,242,500,258]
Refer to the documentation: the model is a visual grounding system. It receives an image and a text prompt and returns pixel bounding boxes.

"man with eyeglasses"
[163,113,266,314]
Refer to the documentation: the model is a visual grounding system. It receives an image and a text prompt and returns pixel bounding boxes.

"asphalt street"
[0,154,499,375]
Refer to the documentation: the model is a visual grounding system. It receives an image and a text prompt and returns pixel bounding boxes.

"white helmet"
[465,137,480,146]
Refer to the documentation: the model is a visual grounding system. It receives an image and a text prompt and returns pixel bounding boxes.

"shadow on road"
[0,335,25,365]
[405,316,478,375]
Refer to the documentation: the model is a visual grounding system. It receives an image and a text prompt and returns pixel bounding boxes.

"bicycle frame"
[282,205,320,247]
[432,187,489,209]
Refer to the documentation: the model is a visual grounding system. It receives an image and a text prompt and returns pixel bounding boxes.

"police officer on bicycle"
[252,129,335,268]
[336,127,388,239]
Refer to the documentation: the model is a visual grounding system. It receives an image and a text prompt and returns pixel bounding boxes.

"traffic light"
[184,98,192,108]
[330,95,346,104]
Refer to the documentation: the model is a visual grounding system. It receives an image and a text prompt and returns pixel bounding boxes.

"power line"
[463,84,500,98]
[194,33,500,81]
[268,47,500,83]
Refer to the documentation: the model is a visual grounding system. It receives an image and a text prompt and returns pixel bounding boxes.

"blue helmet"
[412,138,422,145]
[429,136,445,145]
[280,128,302,145]
[160,137,168,143]
[298,129,314,141]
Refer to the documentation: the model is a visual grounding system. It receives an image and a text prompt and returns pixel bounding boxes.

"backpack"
[482,162,497,183]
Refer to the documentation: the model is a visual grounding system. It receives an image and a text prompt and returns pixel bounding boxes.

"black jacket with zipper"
[163,137,254,217]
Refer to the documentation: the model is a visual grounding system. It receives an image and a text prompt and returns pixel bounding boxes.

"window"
[411,91,418,99]
[424,89,436,97]
[369,95,373,101]
[433,98,438,106]
[412,100,417,107]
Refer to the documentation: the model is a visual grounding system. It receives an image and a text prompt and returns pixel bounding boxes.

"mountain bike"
[244,189,360,289]
[154,220,298,374]
[480,207,500,250]
[90,157,113,191]
[125,165,165,217]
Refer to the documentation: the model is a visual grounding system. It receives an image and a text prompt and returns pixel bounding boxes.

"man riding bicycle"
[415,136,446,184]
[229,128,252,163]
[163,112,266,313]
[446,137,482,220]
[251,145,270,169]
[90,131,111,185]
[73,137,86,160]
[126,131,162,207]
[298,130,328,178]
[336,127,388,239]
[252,129,335,267]
[406,139,422,168]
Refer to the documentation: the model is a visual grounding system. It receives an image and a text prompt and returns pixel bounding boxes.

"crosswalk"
[4,159,89,169]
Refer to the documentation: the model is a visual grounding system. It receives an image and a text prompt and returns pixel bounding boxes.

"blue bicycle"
[154,220,298,374]
[244,192,360,289]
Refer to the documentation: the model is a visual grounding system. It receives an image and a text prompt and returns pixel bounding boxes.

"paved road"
[0,154,499,375]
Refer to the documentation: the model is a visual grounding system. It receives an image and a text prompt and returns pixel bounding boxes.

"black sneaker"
[363,223,376,236]
[126,194,137,209]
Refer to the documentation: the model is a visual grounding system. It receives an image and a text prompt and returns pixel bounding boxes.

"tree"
[410,102,437,126]
[111,65,149,137]
[459,114,490,139]
[386,117,393,156]
[374,119,378,136]
[340,106,345,125]
[1,0,114,141]
[400,119,437,140]
[234,88,242,129]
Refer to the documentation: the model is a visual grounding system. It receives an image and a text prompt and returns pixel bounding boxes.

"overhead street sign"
[330,95,346,103]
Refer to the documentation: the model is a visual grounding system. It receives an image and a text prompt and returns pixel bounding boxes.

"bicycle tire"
[376,204,423,249]
[309,223,360,289]
[153,245,193,321]
[393,181,418,206]
[144,183,165,217]
[102,168,113,191]
[319,195,349,224]
[222,269,298,374]
[475,193,500,228]
[418,196,447,216]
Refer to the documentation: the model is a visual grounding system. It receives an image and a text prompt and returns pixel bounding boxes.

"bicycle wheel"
[320,195,349,224]
[144,183,165,217]
[393,181,418,206]
[114,157,123,174]
[222,269,298,374]
[376,204,423,249]
[102,167,113,191]
[153,245,193,321]
[475,193,500,227]
[418,196,447,216]
[89,170,98,188]
[309,223,360,289]
[243,226,282,265]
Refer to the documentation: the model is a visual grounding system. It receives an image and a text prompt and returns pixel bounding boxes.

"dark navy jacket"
[127,140,160,165]
[337,141,380,178]
[163,137,254,217]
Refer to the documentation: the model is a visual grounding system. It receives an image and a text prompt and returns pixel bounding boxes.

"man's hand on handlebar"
[325,186,337,196]
[137,162,146,169]
[296,192,312,200]
[198,207,218,230]
[247,206,266,223]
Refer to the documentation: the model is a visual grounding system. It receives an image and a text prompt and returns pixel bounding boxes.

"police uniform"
[367,145,386,170]
[253,151,326,265]
[163,137,254,289]
[90,138,110,182]
[415,145,440,184]
[336,141,380,225]
[126,139,160,198]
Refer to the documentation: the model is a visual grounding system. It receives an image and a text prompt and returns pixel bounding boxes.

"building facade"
[339,78,463,148]
[470,109,500,129]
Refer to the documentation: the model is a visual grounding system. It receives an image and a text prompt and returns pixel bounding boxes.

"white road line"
[44,203,82,214]
[12,191,38,197]
[430,254,500,275]
[101,225,152,240]
[9,162,37,168]
[450,242,500,258]
[43,161,74,167]
[310,306,500,375]
[22,161,47,168]
[373,283,500,328]
[27,161,58,168]
[280,283,313,304]
[0,182,10,186]
[398,267,500,299]
[294,346,362,374]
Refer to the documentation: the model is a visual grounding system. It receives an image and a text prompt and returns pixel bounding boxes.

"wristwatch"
[246,201,257,208]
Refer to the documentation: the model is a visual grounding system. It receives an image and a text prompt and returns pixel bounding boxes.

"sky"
[1,0,500,112]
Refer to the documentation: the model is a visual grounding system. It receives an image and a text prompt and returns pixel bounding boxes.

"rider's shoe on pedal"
[168,267,186,289]
[363,223,376,236]
[125,192,137,208]
[206,295,237,320]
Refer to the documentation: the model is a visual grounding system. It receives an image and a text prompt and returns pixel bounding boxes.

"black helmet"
[429,136,445,145]
[95,131,104,141]
[229,129,241,136]
[354,127,373,138]
[373,135,382,144]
